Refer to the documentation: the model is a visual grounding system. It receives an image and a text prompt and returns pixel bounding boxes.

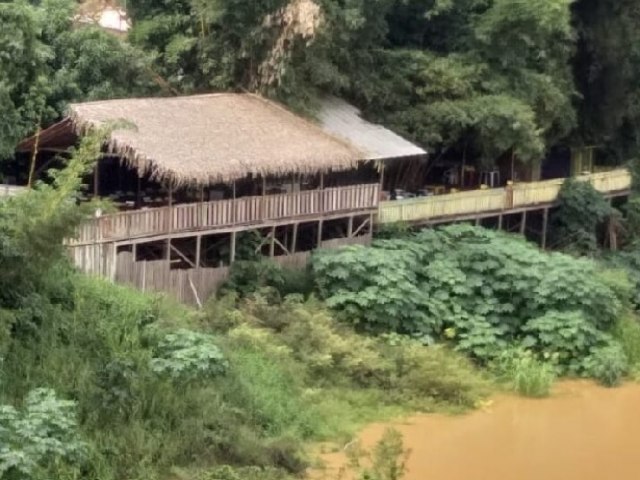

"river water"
[314,381,640,480]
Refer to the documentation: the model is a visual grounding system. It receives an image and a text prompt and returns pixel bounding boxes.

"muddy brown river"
[314,381,640,480]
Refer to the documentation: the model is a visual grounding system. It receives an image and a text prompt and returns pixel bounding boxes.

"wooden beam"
[93,159,100,197]
[498,214,503,230]
[230,231,237,263]
[273,235,290,255]
[520,210,527,235]
[352,217,371,238]
[541,208,549,249]
[348,215,354,238]
[195,235,202,268]
[317,219,324,247]
[269,226,276,257]
[291,222,298,253]
[170,243,195,268]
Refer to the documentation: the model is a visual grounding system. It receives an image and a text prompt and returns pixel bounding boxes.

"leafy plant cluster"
[150,329,228,381]
[549,178,614,254]
[0,389,87,480]
[313,224,632,382]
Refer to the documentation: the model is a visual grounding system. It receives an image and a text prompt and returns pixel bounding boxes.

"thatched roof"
[21,93,364,186]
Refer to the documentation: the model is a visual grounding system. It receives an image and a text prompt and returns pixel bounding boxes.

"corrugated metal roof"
[318,96,427,161]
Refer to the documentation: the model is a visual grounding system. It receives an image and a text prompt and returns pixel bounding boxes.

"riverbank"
[311,380,640,480]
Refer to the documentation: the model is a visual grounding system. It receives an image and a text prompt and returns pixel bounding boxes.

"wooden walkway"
[0,184,25,198]
[378,169,631,225]
[69,183,380,245]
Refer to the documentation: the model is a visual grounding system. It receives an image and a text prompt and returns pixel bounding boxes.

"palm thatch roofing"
[20,93,364,186]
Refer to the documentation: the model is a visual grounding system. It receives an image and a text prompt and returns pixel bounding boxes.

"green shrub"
[613,314,640,368]
[150,329,228,381]
[521,311,608,373]
[197,465,293,480]
[582,343,629,387]
[345,428,409,480]
[492,348,556,397]
[378,336,488,408]
[313,224,626,379]
[549,178,612,254]
[0,389,87,479]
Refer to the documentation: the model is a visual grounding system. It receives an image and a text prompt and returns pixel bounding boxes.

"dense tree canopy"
[0,0,155,159]
[1,0,640,166]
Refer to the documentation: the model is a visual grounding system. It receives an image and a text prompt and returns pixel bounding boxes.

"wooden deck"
[0,184,26,198]
[69,183,380,245]
[378,169,632,225]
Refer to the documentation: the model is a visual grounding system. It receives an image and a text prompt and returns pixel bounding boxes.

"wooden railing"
[70,183,380,245]
[0,184,26,198]
[378,168,632,224]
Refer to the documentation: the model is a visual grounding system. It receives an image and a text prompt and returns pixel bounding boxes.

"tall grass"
[1,277,489,480]
[492,348,556,398]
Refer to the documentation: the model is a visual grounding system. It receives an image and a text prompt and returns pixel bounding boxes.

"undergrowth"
[0,277,488,480]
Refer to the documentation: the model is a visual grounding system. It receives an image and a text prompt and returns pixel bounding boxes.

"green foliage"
[197,465,292,480]
[0,0,155,161]
[220,260,315,300]
[314,225,629,380]
[0,388,87,479]
[346,428,408,480]
[150,329,228,381]
[550,178,613,253]
[492,348,556,397]
[582,343,629,387]
[612,315,640,370]
[521,311,607,373]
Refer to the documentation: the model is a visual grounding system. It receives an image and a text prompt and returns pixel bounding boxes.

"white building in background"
[75,1,131,36]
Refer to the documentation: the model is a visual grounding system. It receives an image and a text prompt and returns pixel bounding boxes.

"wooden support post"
[317,219,324,247]
[93,159,100,198]
[132,243,138,261]
[230,231,237,263]
[166,183,173,263]
[498,214,503,231]
[520,210,527,235]
[136,175,142,208]
[475,217,481,227]
[348,215,354,238]
[291,222,298,253]
[269,226,276,257]
[379,163,385,192]
[541,208,549,250]
[195,235,202,268]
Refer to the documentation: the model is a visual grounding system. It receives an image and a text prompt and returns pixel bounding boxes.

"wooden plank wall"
[69,243,116,278]
[107,234,372,304]
[115,251,230,304]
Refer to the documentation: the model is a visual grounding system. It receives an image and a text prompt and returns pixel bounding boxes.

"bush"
[612,315,640,369]
[313,225,627,380]
[582,343,629,387]
[521,311,608,373]
[150,329,228,381]
[492,348,556,397]
[0,389,87,479]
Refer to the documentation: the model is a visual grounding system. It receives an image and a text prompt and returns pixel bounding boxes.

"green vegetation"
[343,428,409,480]
[491,348,556,398]
[313,225,637,387]
[3,0,640,168]
[0,139,487,478]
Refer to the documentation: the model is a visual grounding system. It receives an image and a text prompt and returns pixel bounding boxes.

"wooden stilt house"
[16,93,426,303]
